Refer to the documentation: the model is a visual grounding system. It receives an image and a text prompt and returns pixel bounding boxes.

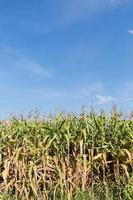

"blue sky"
[0,0,133,117]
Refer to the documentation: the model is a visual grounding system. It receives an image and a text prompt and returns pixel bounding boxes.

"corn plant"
[0,110,132,199]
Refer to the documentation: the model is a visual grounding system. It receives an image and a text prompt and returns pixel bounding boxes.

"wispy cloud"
[119,81,133,101]
[79,83,104,97]
[110,0,131,6]
[0,47,54,79]
[15,0,132,34]
[62,0,108,25]
[128,29,133,35]
[0,85,66,100]
[97,95,115,105]
[59,0,132,27]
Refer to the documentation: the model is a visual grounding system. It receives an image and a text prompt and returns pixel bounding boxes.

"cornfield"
[0,109,133,200]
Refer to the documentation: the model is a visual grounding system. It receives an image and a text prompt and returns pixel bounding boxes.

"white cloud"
[79,83,104,97]
[62,0,108,24]
[16,0,132,34]
[119,81,133,101]
[97,95,115,105]
[15,56,54,78]
[126,98,133,102]
[0,47,54,79]
[59,0,132,27]
[128,29,133,35]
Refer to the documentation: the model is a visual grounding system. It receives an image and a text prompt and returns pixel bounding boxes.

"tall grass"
[0,109,133,199]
